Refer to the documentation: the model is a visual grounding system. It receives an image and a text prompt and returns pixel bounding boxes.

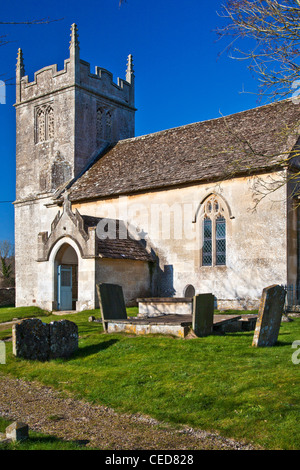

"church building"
[14,25,300,312]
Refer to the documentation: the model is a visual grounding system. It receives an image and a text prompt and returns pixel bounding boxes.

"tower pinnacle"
[69,23,80,82]
[16,48,25,77]
[69,23,80,50]
[126,54,134,84]
[16,48,25,103]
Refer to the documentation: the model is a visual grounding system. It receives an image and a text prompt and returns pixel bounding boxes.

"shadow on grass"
[0,434,91,450]
[31,435,88,444]
[223,332,254,338]
[273,340,294,347]
[73,339,119,359]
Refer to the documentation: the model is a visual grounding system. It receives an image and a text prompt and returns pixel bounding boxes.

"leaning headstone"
[49,320,78,359]
[12,318,50,361]
[96,283,127,332]
[252,284,286,347]
[192,293,214,337]
[5,422,29,442]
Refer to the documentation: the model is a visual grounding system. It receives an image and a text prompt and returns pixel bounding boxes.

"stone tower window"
[201,195,227,267]
[35,104,54,143]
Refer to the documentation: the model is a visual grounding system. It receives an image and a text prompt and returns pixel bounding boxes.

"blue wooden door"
[57,265,73,310]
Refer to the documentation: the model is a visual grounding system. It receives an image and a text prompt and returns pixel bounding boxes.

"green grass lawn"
[0,306,50,341]
[0,306,299,450]
[0,306,50,324]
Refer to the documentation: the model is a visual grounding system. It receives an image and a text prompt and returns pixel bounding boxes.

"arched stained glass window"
[216,216,226,266]
[203,217,212,266]
[201,195,227,266]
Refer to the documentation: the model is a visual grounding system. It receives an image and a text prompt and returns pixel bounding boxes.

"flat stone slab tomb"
[106,314,244,338]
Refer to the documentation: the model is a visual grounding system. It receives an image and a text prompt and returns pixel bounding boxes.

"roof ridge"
[117,98,291,145]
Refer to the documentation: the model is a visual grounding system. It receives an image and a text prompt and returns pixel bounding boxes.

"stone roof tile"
[69,99,300,202]
[81,216,153,262]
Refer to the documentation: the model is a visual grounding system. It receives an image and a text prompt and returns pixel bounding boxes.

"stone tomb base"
[137,298,193,317]
[106,314,251,338]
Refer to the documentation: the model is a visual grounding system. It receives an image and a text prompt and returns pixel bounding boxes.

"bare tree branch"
[0,18,63,25]
[0,17,63,83]
[216,0,300,102]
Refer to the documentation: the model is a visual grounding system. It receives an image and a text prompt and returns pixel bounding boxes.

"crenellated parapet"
[82,61,134,108]
[16,60,74,105]
[15,24,135,109]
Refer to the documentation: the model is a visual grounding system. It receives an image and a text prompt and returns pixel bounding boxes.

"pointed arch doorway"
[54,243,78,310]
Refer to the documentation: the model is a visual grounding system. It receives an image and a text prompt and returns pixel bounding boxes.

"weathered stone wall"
[96,258,151,307]
[74,171,289,310]
[74,73,135,175]
[217,298,260,311]
[14,195,59,309]
[15,87,76,200]
[15,170,290,311]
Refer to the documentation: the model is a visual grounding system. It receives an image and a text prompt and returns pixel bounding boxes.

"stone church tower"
[15,24,135,200]
[14,24,136,308]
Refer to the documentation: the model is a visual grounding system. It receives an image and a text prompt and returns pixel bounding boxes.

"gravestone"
[49,320,78,359]
[252,284,286,347]
[0,340,5,364]
[96,283,127,332]
[192,293,214,337]
[13,318,78,360]
[12,318,50,361]
[5,422,29,442]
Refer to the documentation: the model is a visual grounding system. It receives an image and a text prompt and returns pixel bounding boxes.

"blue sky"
[0,0,265,243]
